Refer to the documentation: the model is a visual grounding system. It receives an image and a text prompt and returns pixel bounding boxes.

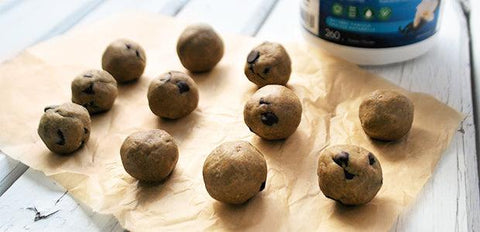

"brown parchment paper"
[0,13,463,231]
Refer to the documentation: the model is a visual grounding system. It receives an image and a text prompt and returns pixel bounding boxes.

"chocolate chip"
[83,74,93,78]
[176,81,190,94]
[135,50,141,59]
[82,83,95,94]
[259,181,266,192]
[368,153,376,165]
[259,98,270,105]
[333,152,349,167]
[84,128,89,134]
[247,50,260,64]
[261,112,278,126]
[125,44,131,49]
[344,169,355,180]
[56,130,65,145]
[263,67,270,75]
[44,105,58,112]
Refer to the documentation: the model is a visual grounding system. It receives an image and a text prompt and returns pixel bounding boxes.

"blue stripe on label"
[326,17,412,33]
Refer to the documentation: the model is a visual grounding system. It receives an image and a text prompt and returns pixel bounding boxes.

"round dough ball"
[120,129,178,182]
[317,145,383,205]
[244,42,291,87]
[71,69,118,114]
[147,71,199,119]
[244,85,302,140]
[359,90,414,141]
[37,103,91,154]
[203,141,267,204]
[101,39,146,83]
[176,24,224,72]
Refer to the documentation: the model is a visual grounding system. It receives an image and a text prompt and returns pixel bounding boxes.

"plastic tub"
[300,0,444,65]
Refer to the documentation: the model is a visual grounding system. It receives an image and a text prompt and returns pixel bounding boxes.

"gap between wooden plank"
[463,0,480,196]
[176,0,280,36]
[34,0,106,43]
[0,0,22,15]
[465,0,480,230]
[159,0,191,16]
[244,0,279,36]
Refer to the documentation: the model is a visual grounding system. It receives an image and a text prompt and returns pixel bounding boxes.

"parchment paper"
[0,13,463,231]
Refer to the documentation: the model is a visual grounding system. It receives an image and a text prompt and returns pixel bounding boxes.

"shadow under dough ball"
[244,85,302,140]
[359,90,414,141]
[120,129,178,182]
[244,41,291,87]
[101,39,146,83]
[317,145,383,205]
[71,69,118,114]
[147,71,199,119]
[203,141,267,204]
[37,103,91,154]
[176,24,224,72]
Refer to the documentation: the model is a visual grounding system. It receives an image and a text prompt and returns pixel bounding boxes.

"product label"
[301,0,441,48]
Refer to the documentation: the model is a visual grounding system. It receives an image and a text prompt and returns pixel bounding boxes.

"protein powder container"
[301,0,444,65]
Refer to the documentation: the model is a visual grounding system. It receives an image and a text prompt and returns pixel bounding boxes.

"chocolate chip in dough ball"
[203,141,267,204]
[176,24,224,72]
[244,85,302,140]
[359,90,414,141]
[317,145,383,205]
[244,42,291,87]
[71,69,118,114]
[101,39,146,83]
[38,103,91,154]
[147,71,199,119]
[120,129,178,182]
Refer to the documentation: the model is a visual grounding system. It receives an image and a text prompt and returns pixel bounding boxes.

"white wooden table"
[0,0,479,231]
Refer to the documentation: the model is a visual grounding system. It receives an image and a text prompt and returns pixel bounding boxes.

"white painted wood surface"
[0,169,122,232]
[0,0,478,231]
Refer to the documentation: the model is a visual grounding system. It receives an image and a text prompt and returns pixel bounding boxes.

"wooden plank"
[256,0,303,41]
[0,0,22,14]
[0,169,122,232]
[0,153,27,197]
[258,0,479,231]
[177,0,278,36]
[77,0,190,26]
[470,0,480,204]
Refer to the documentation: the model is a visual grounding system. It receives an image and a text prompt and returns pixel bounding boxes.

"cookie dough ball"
[176,24,224,72]
[102,39,146,83]
[317,145,383,205]
[147,71,199,119]
[203,141,267,204]
[244,85,302,140]
[71,69,118,114]
[120,129,178,182]
[244,42,291,87]
[37,103,91,154]
[359,90,414,141]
